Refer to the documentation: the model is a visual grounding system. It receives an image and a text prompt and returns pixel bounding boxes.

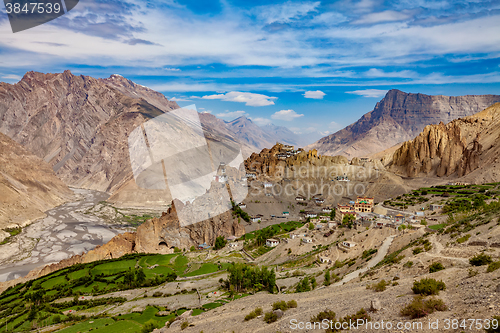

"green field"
[58,318,142,333]
[428,224,446,230]
[0,252,228,333]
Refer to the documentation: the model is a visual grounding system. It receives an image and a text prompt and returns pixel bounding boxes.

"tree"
[330,209,336,220]
[342,214,355,229]
[124,268,135,287]
[136,268,146,285]
[311,277,317,290]
[309,222,314,230]
[324,270,331,286]
[214,236,227,250]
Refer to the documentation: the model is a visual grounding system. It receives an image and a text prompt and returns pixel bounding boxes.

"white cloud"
[256,1,320,24]
[311,12,348,25]
[346,89,387,98]
[365,68,418,78]
[329,121,342,131]
[216,110,248,119]
[1,74,22,81]
[303,90,326,99]
[271,109,304,121]
[354,10,411,24]
[251,117,272,126]
[170,96,191,102]
[164,68,181,71]
[202,91,277,107]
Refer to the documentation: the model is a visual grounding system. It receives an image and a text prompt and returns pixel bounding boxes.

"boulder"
[370,299,382,311]
[273,309,284,318]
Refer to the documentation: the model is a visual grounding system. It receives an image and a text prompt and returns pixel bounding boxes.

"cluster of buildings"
[336,196,375,221]
[276,144,303,160]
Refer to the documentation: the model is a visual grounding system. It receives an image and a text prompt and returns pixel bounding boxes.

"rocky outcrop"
[387,102,500,179]
[135,199,245,253]
[0,132,72,229]
[306,89,500,158]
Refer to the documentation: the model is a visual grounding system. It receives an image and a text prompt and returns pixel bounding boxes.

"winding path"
[333,235,396,286]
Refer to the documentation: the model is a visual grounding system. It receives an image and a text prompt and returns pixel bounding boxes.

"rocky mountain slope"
[306,89,500,158]
[224,116,299,150]
[0,71,252,207]
[386,102,500,182]
[0,132,72,229]
[0,70,178,195]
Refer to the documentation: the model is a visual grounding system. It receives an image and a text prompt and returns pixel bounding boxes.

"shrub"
[272,301,288,311]
[324,270,331,286]
[141,320,160,333]
[264,311,278,323]
[181,321,189,330]
[487,261,500,273]
[404,261,414,268]
[413,247,423,255]
[372,279,389,292]
[468,268,479,277]
[173,247,181,253]
[287,300,297,308]
[245,307,263,321]
[429,262,445,273]
[412,278,446,295]
[457,234,471,244]
[153,291,163,297]
[311,309,336,323]
[214,236,227,250]
[470,254,493,266]
[401,296,447,319]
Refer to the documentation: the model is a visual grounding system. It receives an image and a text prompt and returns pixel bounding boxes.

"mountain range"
[306,89,500,158]
[0,71,300,209]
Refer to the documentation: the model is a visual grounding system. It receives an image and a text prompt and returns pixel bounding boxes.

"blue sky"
[1,0,500,142]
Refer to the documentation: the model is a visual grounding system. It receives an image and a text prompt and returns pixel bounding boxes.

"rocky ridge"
[386,102,500,181]
[0,132,72,229]
[306,89,500,158]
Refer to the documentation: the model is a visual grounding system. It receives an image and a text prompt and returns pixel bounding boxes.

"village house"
[238,203,247,209]
[263,182,273,188]
[315,197,325,205]
[305,212,318,218]
[354,196,374,213]
[228,242,238,248]
[295,196,305,201]
[282,144,294,151]
[251,215,263,223]
[277,153,288,160]
[319,256,331,264]
[302,237,313,244]
[246,173,256,179]
[282,211,289,216]
[430,204,444,211]
[266,238,279,247]
[322,207,332,213]
[328,221,337,229]
[319,216,329,221]
[342,241,357,249]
